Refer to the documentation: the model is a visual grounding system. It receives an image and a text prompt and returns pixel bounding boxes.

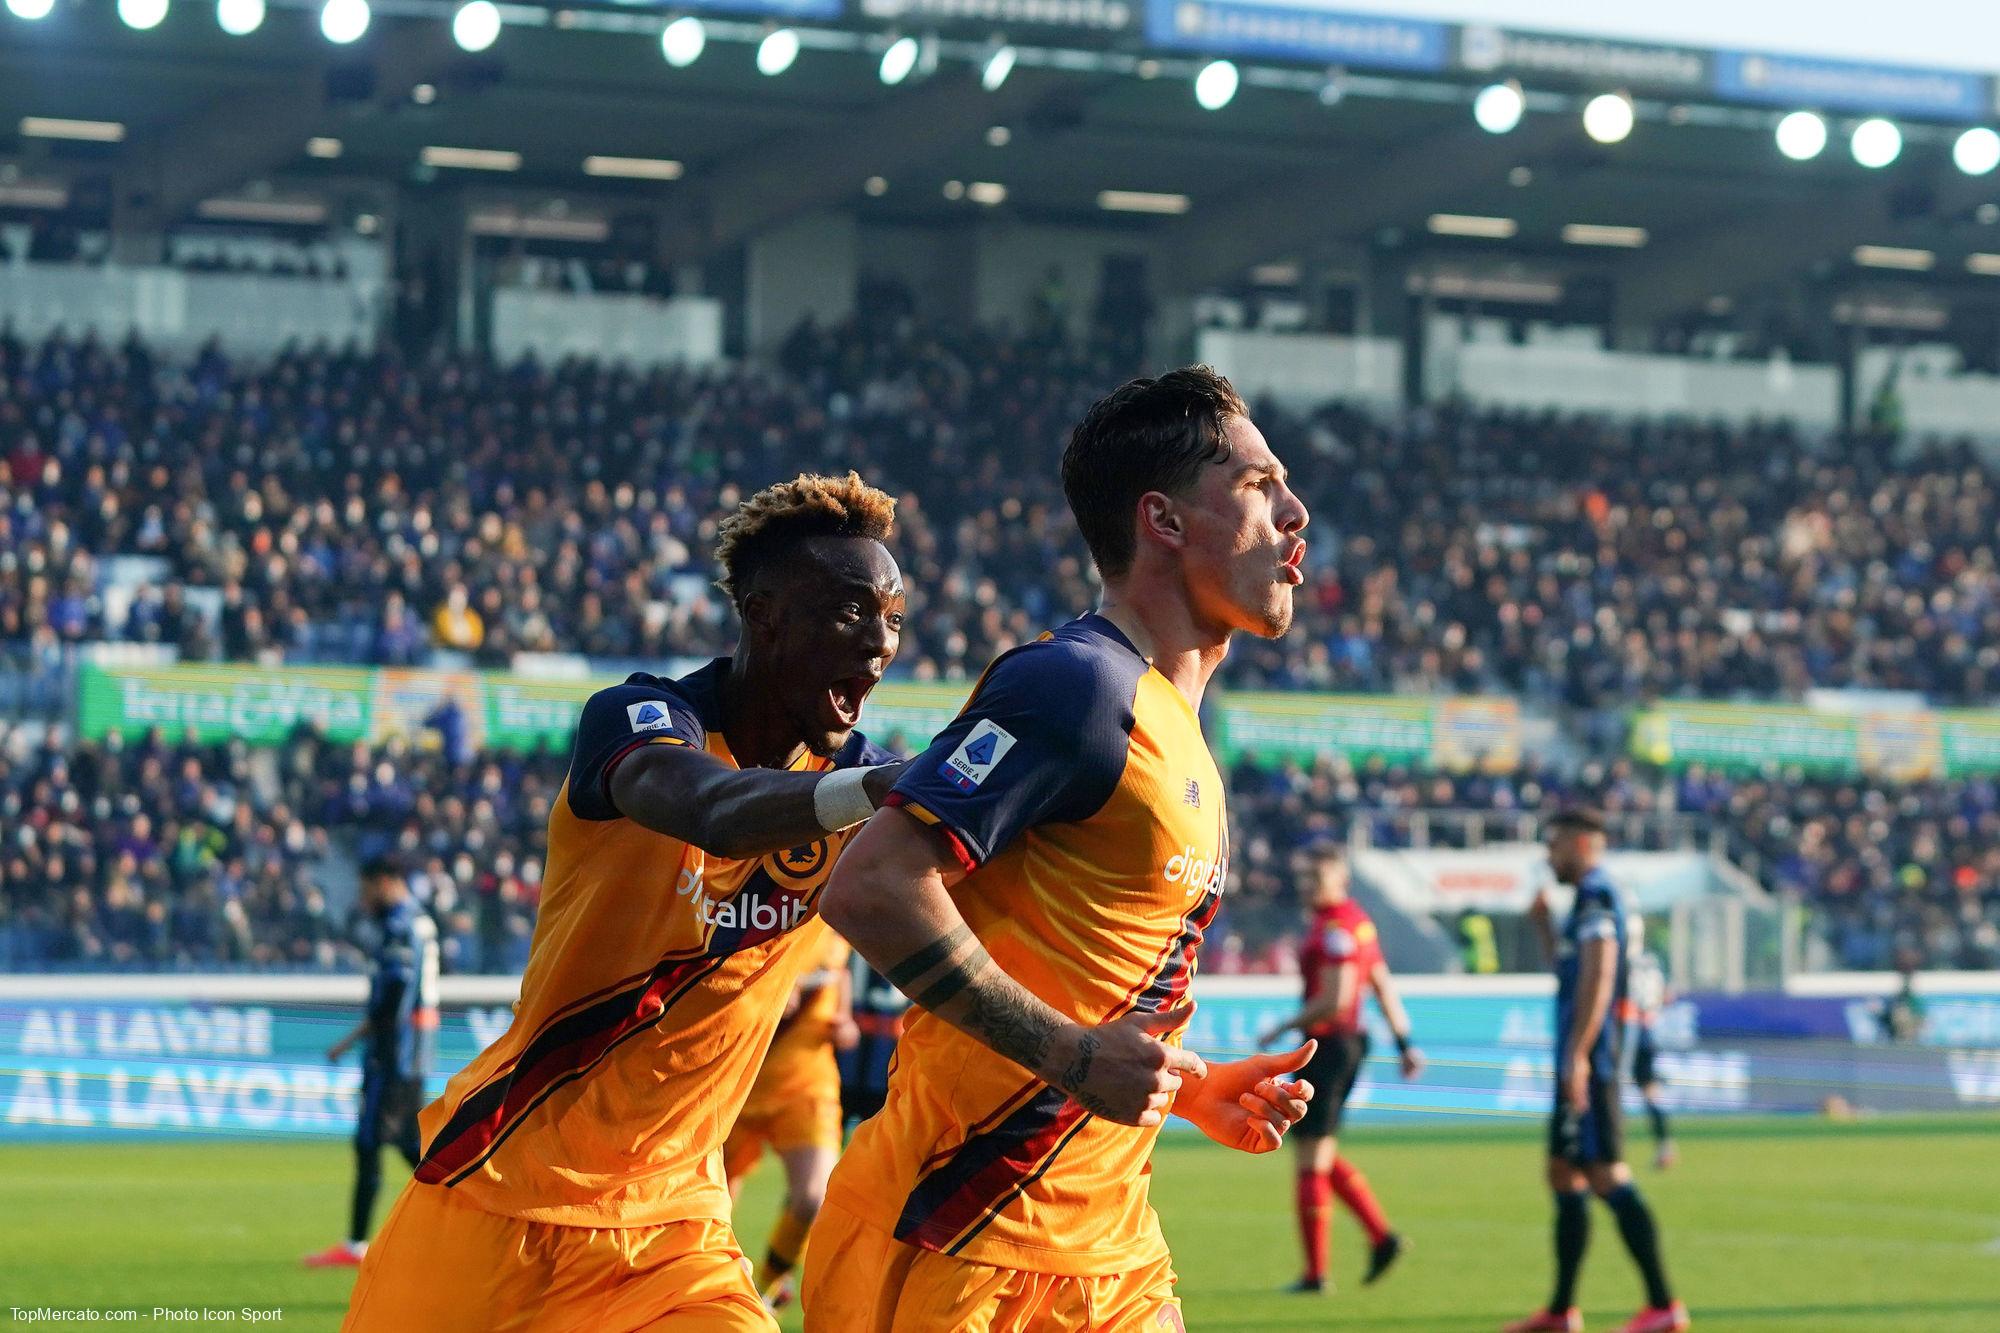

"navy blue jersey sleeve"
[833,730,902,767]
[885,637,1136,868]
[565,675,707,821]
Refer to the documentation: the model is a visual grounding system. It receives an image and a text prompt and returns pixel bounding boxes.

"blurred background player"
[304,857,439,1268]
[723,933,859,1310]
[1261,841,1424,1294]
[837,955,910,1129]
[1506,810,1689,1333]
[1623,919,1676,1170]
[805,366,1318,1332]
[342,473,906,1333]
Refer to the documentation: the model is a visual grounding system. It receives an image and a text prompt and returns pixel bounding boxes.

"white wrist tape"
[814,766,882,832]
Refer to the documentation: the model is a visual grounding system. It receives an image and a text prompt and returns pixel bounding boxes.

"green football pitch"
[2,1115,1995,1332]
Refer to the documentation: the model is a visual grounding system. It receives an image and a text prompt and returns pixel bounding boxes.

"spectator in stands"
[431,585,484,652]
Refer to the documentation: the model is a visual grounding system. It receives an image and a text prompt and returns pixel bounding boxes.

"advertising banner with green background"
[1630,702,2000,779]
[1211,692,1520,771]
[77,662,1521,769]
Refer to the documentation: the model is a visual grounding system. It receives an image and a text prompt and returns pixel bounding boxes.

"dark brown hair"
[1548,807,1607,834]
[1061,365,1246,578]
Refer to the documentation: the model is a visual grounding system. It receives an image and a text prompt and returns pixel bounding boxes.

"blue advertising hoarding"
[4,982,1995,1140]
[605,0,844,20]
[1144,0,1450,70]
[1134,2,1998,121]
[1713,51,1990,120]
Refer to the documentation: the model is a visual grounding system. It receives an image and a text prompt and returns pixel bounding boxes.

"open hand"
[1177,1040,1317,1154]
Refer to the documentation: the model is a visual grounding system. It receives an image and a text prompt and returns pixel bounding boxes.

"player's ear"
[1136,491,1186,553]
[739,586,777,637]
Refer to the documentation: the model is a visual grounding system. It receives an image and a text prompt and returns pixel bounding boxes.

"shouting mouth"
[824,673,880,729]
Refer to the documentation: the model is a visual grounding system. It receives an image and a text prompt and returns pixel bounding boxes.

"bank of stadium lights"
[320,0,368,44]
[879,34,934,86]
[1472,82,1523,135]
[880,36,918,84]
[1954,127,2000,176]
[660,15,705,67]
[1774,111,1827,161]
[1850,117,1901,168]
[979,43,1016,92]
[118,0,167,30]
[756,27,799,77]
[452,0,500,53]
[217,0,262,34]
[1582,92,1634,144]
[1193,60,1238,111]
[5,0,55,21]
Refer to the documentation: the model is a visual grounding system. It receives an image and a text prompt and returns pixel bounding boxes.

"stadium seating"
[0,719,553,974]
[4,325,1999,973]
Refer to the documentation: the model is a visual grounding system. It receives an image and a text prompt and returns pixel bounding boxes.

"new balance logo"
[1183,779,1201,808]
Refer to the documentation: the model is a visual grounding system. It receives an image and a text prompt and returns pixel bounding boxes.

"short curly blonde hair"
[714,471,897,607]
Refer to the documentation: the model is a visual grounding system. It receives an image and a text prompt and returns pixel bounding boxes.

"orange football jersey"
[414,659,893,1227]
[824,614,1226,1275]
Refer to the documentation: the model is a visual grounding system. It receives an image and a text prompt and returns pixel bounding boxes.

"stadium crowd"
[4,325,2000,972]
[0,718,553,974]
[6,324,2000,702]
[1221,754,2000,973]
[5,707,1994,974]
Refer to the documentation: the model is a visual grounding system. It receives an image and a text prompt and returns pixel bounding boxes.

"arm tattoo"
[909,955,983,1011]
[961,979,1060,1080]
[885,924,975,993]
[1057,1031,1112,1118]
[886,924,1067,1089]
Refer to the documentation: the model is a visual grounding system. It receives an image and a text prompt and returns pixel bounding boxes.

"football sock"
[1603,1183,1673,1309]
[1330,1160,1392,1246]
[759,1207,812,1289]
[1646,1101,1671,1143]
[1295,1171,1333,1282]
[350,1145,381,1247]
[1550,1189,1591,1312]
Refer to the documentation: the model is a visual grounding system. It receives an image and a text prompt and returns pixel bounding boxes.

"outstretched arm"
[608,744,903,859]
[820,805,1205,1126]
